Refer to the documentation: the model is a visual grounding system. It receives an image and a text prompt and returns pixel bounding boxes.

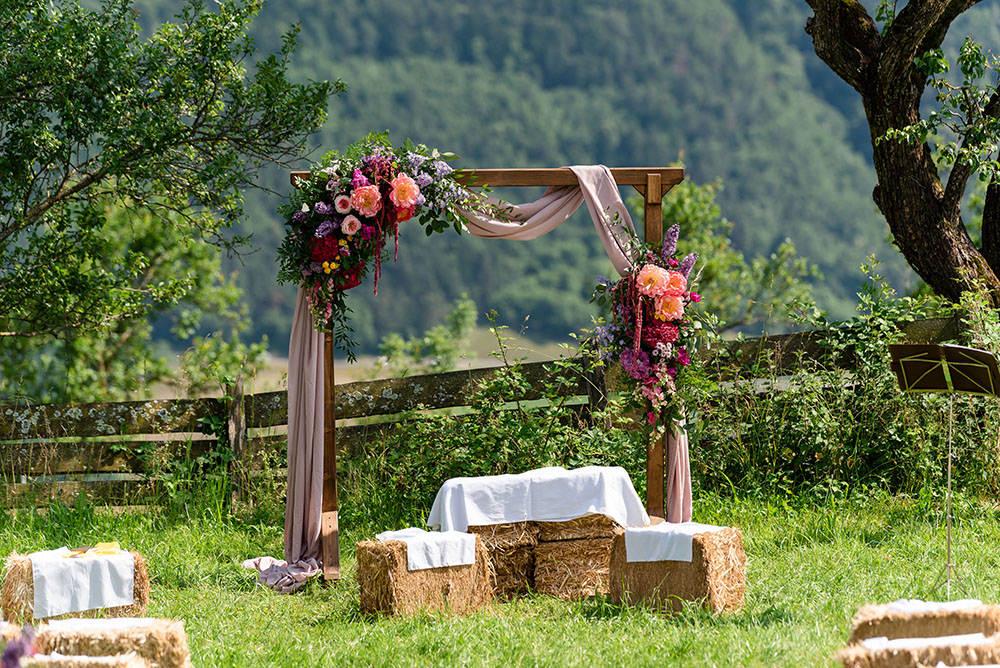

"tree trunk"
[804,0,1000,305]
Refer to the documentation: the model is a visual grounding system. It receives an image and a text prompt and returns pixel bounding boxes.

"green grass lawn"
[5,492,1000,667]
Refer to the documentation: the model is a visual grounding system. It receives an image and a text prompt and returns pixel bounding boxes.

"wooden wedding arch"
[289,166,685,580]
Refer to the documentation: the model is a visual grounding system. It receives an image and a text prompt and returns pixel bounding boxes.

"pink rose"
[636,264,671,297]
[350,185,382,218]
[390,173,420,208]
[663,270,687,297]
[654,295,685,321]
[334,195,352,214]
[341,215,362,236]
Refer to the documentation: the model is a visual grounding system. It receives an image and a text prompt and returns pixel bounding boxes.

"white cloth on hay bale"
[375,528,476,571]
[861,632,989,650]
[885,598,982,615]
[427,465,649,532]
[29,548,134,619]
[623,522,728,563]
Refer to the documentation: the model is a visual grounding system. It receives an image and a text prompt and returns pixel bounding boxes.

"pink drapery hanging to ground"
[245,165,692,592]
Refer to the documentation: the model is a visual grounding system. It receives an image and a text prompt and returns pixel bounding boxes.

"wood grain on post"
[642,172,666,521]
[226,376,246,508]
[322,332,340,581]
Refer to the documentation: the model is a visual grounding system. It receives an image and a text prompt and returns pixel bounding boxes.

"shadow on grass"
[576,595,793,629]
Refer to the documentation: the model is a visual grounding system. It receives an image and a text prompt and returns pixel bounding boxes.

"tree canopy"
[0,0,337,338]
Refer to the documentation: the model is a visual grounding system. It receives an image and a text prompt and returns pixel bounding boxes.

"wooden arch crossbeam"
[289,166,684,580]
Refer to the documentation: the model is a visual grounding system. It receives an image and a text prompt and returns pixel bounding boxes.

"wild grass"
[4,490,1000,667]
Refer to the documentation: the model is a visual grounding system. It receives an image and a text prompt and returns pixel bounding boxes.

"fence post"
[226,376,247,507]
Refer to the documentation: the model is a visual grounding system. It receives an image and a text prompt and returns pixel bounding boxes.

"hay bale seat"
[609,527,746,614]
[835,634,1000,668]
[37,618,191,668]
[24,653,150,668]
[537,514,622,542]
[2,552,150,624]
[2,620,22,644]
[534,538,618,601]
[357,536,493,616]
[848,602,1000,645]
[468,522,538,598]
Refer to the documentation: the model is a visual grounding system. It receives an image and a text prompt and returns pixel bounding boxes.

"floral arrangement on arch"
[591,223,706,428]
[277,134,493,357]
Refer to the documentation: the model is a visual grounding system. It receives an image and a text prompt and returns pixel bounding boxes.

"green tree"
[0,202,266,403]
[803,0,1000,304]
[629,174,819,331]
[0,0,338,339]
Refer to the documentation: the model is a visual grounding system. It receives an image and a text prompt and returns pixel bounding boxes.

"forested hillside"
[131,0,997,353]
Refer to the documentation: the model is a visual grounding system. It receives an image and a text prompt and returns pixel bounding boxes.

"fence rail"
[0,316,965,507]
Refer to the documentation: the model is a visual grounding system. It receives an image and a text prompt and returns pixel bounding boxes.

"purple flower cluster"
[2,627,36,668]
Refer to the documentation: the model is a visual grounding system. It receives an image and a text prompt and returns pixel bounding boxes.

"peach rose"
[334,195,352,214]
[390,173,420,208]
[654,295,685,321]
[636,264,671,297]
[350,185,382,218]
[663,270,687,297]
[341,215,362,236]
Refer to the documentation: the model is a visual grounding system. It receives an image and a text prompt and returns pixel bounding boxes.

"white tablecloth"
[623,522,727,563]
[861,632,989,651]
[30,548,134,619]
[885,598,982,614]
[375,528,477,571]
[426,466,649,532]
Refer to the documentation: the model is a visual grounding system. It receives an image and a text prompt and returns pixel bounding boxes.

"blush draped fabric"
[249,165,693,592]
[244,288,324,592]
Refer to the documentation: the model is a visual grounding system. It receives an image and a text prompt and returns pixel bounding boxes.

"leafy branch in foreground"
[0,0,340,337]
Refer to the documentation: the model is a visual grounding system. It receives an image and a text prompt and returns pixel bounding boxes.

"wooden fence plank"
[1,439,216,477]
[0,398,224,440]
[4,480,159,507]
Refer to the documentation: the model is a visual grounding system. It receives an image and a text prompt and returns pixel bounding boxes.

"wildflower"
[690,292,702,303]
[314,201,333,216]
[315,220,335,238]
[361,225,376,240]
[351,169,371,189]
[291,210,308,224]
[661,223,680,259]
[414,173,433,188]
[677,347,691,366]
[678,252,699,278]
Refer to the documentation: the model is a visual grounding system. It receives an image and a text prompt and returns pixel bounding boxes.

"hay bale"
[609,527,746,614]
[848,602,1000,645]
[24,653,150,668]
[534,537,615,601]
[537,514,622,542]
[2,552,150,624]
[36,619,190,668]
[468,523,538,599]
[835,634,1000,668]
[468,522,538,549]
[357,536,493,616]
[1,620,22,644]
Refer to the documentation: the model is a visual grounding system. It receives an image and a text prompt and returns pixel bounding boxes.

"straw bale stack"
[609,527,746,613]
[357,536,493,616]
[468,522,538,598]
[2,620,21,644]
[24,653,150,668]
[848,602,1000,645]
[37,619,190,668]
[534,538,617,600]
[537,514,622,542]
[835,635,1000,668]
[2,552,150,624]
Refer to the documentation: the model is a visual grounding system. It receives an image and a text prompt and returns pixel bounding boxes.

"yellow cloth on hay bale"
[1,551,150,624]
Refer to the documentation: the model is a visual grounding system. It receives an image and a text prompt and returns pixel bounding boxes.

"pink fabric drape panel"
[243,288,323,592]
[665,423,692,523]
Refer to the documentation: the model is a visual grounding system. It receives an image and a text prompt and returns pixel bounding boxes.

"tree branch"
[944,88,1000,218]
[803,0,880,91]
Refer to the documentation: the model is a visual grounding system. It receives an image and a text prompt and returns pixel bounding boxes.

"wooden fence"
[0,316,965,508]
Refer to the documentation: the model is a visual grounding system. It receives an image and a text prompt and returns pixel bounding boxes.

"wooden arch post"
[292,166,684,580]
